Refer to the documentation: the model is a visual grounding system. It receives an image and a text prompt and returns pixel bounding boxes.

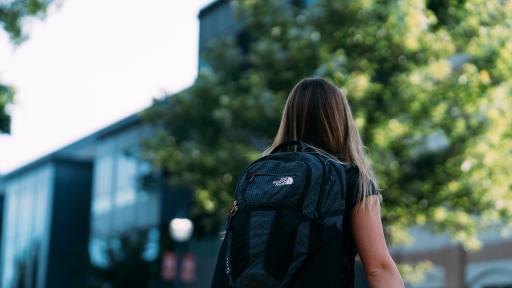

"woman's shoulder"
[343,164,380,208]
[344,164,376,188]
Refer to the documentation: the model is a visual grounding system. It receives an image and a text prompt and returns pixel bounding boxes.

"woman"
[213,77,404,287]
[266,77,404,287]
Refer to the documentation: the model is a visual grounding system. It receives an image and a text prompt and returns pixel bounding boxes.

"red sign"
[180,253,196,283]
[161,251,177,281]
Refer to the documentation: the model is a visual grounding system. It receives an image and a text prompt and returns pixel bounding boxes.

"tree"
[87,228,160,288]
[0,0,57,133]
[143,0,512,254]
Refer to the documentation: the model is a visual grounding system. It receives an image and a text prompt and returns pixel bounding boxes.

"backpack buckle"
[226,201,239,228]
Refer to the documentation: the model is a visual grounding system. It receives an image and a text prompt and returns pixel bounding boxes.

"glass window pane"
[1,189,18,287]
[1,165,52,288]
[115,186,136,208]
[136,193,160,228]
[93,155,113,214]
[91,213,112,237]
[116,153,137,188]
[113,205,136,234]
[89,237,108,268]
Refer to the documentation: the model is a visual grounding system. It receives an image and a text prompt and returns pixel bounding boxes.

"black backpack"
[212,140,351,288]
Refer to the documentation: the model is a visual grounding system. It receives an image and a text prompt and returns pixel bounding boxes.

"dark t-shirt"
[345,165,379,210]
[340,164,380,287]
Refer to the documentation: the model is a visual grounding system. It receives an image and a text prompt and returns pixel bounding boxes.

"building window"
[0,165,53,287]
[89,126,161,268]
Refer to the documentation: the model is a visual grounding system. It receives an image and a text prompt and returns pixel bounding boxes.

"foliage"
[0,0,56,134]
[143,0,512,248]
[87,228,160,288]
[0,83,14,133]
[398,261,433,285]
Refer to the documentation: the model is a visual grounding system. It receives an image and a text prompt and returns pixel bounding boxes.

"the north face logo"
[273,177,294,186]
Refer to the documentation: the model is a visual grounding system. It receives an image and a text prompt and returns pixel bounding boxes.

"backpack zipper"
[235,157,313,208]
[230,200,239,216]
[244,203,301,211]
[247,172,297,182]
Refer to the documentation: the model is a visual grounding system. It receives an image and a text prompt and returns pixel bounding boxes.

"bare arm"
[351,196,404,288]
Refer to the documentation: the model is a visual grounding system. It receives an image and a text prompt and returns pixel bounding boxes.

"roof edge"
[198,0,229,18]
[2,112,142,180]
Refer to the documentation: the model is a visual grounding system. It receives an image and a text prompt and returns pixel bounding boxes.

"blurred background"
[1,0,512,287]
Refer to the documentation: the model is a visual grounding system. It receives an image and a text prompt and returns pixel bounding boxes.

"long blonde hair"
[264,77,379,207]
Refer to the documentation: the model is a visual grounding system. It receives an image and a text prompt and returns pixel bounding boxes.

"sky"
[0,0,213,174]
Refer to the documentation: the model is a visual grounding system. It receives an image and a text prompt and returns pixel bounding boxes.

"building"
[0,112,219,288]
[0,144,94,287]
[0,115,153,287]
[392,226,512,287]
[0,1,242,287]
[198,0,241,69]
